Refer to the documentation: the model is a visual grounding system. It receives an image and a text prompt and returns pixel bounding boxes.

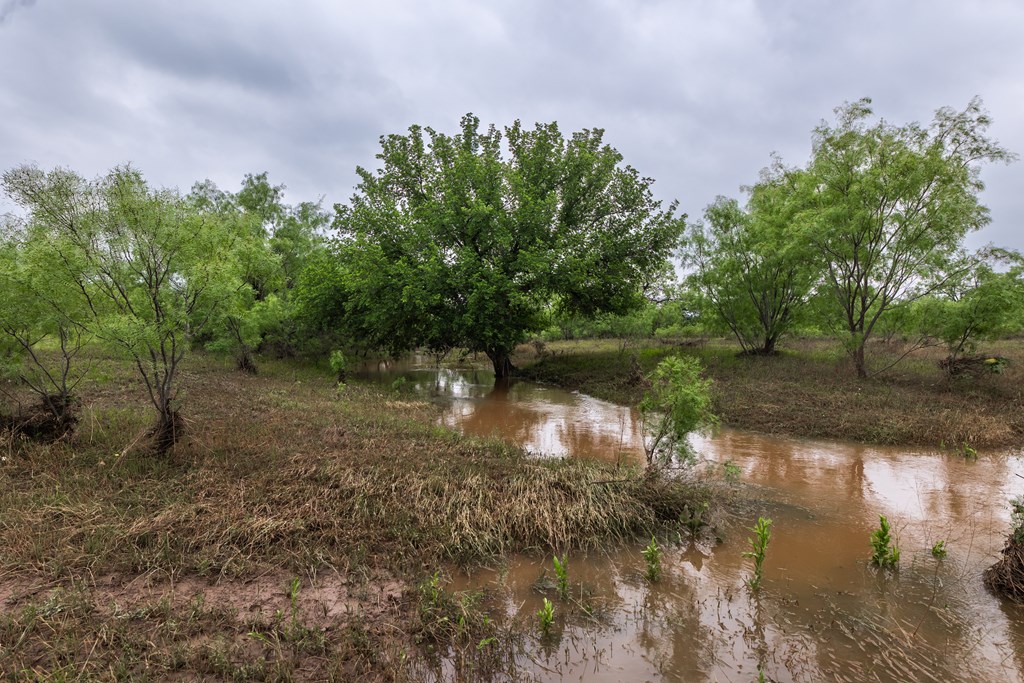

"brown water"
[360,358,1024,682]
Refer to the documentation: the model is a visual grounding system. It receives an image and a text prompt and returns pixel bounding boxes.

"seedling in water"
[537,597,554,636]
[552,555,569,600]
[743,517,773,590]
[642,536,662,581]
[870,515,900,568]
[931,540,947,558]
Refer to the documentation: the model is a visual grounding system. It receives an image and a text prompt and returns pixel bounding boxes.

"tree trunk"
[486,349,515,379]
[852,342,868,378]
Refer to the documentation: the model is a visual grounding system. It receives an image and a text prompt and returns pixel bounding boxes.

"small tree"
[2,165,245,454]
[639,356,714,469]
[803,97,1014,377]
[918,248,1024,370]
[0,233,88,437]
[688,164,815,355]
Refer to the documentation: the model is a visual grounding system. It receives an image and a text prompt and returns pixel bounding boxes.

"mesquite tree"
[2,165,244,453]
[803,98,1014,377]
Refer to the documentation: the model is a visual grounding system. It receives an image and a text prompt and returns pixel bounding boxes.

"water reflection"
[359,359,1024,681]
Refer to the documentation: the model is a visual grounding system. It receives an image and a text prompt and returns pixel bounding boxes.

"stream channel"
[359,356,1024,682]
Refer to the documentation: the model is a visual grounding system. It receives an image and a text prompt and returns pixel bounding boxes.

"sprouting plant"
[680,501,709,535]
[552,555,569,600]
[537,597,554,636]
[961,442,978,460]
[870,515,900,568]
[286,577,302,637]
[931,540,947,558]
[642,536,661,581]
[743,517,773,590]
[723,460,741,482]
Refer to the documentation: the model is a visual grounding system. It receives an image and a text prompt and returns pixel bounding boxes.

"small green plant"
[1011,496,1024,543]
[680,501,709,535]
[552,555,569,600]
[639,356,715,469]
[961,442,978,460]
[723,460,741,482]
[642,536,662,581]
[870,515,900,568]
[743,517,773,590]
[390,376,409,392]
[930,540,947,558]
[329,349,348,383]
[537,597,554,636]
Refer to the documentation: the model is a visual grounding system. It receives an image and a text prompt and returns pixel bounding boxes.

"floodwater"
[359,357,1024,682]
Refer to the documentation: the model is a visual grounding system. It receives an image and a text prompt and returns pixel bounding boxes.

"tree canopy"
[323,114,685,376]
[801,97,1014,377]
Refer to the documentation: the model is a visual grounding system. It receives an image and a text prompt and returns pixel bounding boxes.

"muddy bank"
[517,338,1024,449]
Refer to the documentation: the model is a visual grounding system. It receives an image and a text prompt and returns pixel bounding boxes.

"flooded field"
[359,358,1024,681]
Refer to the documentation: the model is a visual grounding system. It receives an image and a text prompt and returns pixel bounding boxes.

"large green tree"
[330,114,685,377]
[688,164,815,355]
[802,98,1014,377]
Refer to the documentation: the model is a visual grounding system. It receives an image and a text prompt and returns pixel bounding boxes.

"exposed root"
[0,397,79,442]
[984,534,1024,602]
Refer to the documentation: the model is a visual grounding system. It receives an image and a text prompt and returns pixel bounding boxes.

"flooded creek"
[360,357,1024,681]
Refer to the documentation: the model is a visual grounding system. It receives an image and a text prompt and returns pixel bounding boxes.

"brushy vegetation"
[985,497,1024,602]
[0,350,713,679]
[518,337,1024,449]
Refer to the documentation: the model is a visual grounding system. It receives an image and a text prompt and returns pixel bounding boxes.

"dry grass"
[519,337,1024,449]
[0,350,710,680]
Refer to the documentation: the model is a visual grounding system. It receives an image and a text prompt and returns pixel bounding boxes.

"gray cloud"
[0,0,35,24]
[1,0,1021,249]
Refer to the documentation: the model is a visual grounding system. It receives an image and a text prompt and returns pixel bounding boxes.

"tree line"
[1,98,1020,453]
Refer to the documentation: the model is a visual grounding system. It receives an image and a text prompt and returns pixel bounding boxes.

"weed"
[961,442,978,460]
[642,536,662,581]
[723,459,741,482]
[552,554,569,600]
[743,517,773,590]
[870,515,900,569]
[681,501,709,535]
[931,540,947,559]
[537,597,554,636]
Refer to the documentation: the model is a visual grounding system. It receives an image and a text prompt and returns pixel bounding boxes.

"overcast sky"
[2,0,1022,250]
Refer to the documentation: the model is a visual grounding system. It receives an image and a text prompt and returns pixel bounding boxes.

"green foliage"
[639,356,715,468]
[552,555,569,600]
[801,97,1015,377]
[917,248,1024,363]
[536,597,554,636]
[723,460,741,482]
[687,163,815,354]
[931,540,947,559]
[870,515,900,568]
[327,114,685,377]
[328,350,349,383]
[1011,497,1024,544]
[2,165,253,451]
[743,517,773,590]
[642,536,661,581]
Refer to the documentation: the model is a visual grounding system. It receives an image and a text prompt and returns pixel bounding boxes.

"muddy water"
[359,358,1024,682]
